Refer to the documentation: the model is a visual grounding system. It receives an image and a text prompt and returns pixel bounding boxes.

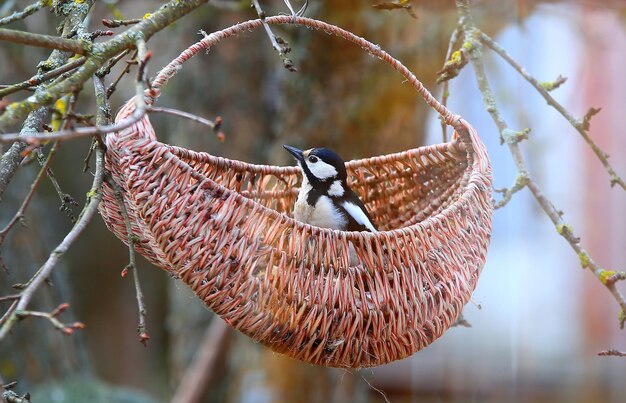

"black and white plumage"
[283,145,377,232]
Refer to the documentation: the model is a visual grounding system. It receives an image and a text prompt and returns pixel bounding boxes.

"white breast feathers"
[293,176,347,230]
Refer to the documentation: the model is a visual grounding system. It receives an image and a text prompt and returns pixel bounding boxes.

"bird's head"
[283,145,347,185]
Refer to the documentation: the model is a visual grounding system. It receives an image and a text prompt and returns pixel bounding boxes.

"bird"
[283,145,377,232]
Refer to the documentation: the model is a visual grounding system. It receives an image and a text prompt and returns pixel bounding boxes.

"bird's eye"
[308,155,318,163]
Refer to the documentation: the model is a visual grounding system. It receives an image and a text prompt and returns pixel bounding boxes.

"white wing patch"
[341,201,377,232]
[328,180,344,197]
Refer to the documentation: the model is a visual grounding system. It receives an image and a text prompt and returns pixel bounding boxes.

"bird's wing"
[339,191,378,232]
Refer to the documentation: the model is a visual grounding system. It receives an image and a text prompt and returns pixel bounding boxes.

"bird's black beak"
[283,145,304,162]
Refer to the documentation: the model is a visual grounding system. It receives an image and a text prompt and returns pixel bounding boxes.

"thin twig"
[479,32,625,191]
[0,0,210,133]
[0,1,95,200]
[493,170,528,209]
[0,27,89,55]
[148,106,225,141]
[107,176,149,346]
[96,48,131,78]
[355,371,391,403]
[0,143,104,342]
[457,0,626,330]
[0,142,61,267]
[38,93,80,221]
[14,304,85,335]
[101,18,142,28]
[36,147,79,222]
[0,107,146,144]
[149,107,216,129]
[598,349,626,357]
[105,50,138,97]
[98,41,152,346]
[0,0,44,26]
[250,0,297,72]
[87,29,115,40]
[0,378,30,403]
[0,56,85,100]
[0,85,35,92]
[439,22,462,142]
[0,301,17,327]
[82,139,96,172]
[282,0,308,18]
[0,295,19,303]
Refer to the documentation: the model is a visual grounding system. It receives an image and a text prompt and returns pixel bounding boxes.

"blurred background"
[1,0,625,402]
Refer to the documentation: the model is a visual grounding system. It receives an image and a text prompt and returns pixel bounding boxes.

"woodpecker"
[283,145,377,232]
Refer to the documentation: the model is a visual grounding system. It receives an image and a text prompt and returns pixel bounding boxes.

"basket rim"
[117,113,487,242]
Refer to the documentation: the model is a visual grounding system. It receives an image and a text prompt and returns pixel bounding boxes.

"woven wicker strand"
[99,16,493,368]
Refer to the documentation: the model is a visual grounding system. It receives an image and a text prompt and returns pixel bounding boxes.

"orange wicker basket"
[99,16,493,368]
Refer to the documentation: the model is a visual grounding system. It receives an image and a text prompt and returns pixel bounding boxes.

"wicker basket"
[99,16,493,368]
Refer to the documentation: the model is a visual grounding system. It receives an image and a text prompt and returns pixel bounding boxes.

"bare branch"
[457,0,626,329]
[0,27,89,55]
[439,21,462,142]
[96,48,131,78]
[101,18,142,28]
[0,0,45,26]
[0,295,19,303]
[0,107,146,144]
[0,0,96,200]
[104,50,137,97]
[36,147,78,221]
[0,0,209,133]
[479,32,625,190]
[149,107,215,129]
[1,378,31,403]
[0,142,105,342]
[494,170,528,209]
[598,349,626,357]
[282,0,309,18]
[148,106,225,141]
[107,176,149,346]
[251,0,297,72]
[540,74,567,92]
[0,57,86,100]
[0,143,61,267]
[14,303,85,335]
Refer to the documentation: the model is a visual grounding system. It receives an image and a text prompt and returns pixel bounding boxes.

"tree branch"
[0,100,145,144]
[0,57,86,100]
[0,142,60,272]
[148,106,224,141]
[438,21,462,142]
[0,141,104,342]
[598,349,626,357]
[0,0,45,26]
[478,32,626,191]
[250,0,297,72]
[456,0,626,330]
[0,0,96,199]
[0,0,209,133]
[0,28,89,55]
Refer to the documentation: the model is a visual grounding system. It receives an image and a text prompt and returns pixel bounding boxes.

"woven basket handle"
[148,16,467,138]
